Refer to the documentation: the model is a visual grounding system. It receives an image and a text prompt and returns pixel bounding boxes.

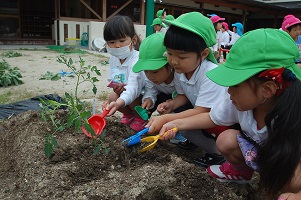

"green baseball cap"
[133,33,168,73]
[151,18,166,28]
[156,9,165,18]
[163,12,217,64]
[166,14,175,21]
[206,28,301,86]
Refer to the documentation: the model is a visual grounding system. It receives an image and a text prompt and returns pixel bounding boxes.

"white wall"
[57,20,89,46]
[56,20,146,49]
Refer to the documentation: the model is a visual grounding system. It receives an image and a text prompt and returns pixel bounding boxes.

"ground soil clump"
[0,110,264,199]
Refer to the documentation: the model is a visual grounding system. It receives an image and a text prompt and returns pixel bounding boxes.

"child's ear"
[200,48,210,60]
[262,81,278,98]
[132,35,138,46]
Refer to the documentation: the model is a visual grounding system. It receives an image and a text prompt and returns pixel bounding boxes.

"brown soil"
[0,110,264,199]
[0,48,264,199]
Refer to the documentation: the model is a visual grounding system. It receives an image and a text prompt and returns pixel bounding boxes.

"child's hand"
[157,100,172,115]
[113,84,125,95]
[278,192,301,200]
[142,98,153,110]
[105,101,118,116]
[145,115,168,134]
[101,101,108,111]
[159,122,178,140]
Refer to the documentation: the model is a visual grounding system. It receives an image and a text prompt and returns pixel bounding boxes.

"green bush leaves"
[0,59,23,87]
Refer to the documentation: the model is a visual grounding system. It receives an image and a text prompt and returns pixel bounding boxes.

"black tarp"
[0,94,65,119]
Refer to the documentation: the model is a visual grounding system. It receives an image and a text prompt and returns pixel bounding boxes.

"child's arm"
[157,94,189,114]
[119,70,145,106]
[146,105,210,133]
[278,191,301,200]
[159,112,216,139]
[142,79,160,109]
[227,30,233,36]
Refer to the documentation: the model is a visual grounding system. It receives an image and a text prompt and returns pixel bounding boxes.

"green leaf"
[104,148,110,154]
[51,137,58,148]
[91,77,99,83]
[83,122,95,136]
[92,85,97,94]
[67,114,75,127]
[93,144,101,155]
[39,71,61,81]
[44,134,53,158]
[65,92,71,99]
[80,111,91,119]
[76,104,83,111]
[74,118,81,132]
[68,58,73,65]
[58,125,65,131]
[44,142,53,158]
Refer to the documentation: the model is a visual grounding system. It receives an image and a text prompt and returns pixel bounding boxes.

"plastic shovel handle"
[100,109,110,118]
[122,127,149,145]
[139,127,177,153]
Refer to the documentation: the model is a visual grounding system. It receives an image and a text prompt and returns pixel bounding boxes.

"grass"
[46,45,86,54]
[0,90,35,104]
[2,51,22,58]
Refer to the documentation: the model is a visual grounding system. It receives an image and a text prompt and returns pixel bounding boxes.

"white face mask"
[106,42,132,60]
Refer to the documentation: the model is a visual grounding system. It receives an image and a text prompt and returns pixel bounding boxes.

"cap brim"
[206,63,260,86]
[163,19,200,38]
[133,59,168,73]
[207,62,301,87]
[217,18,225,22]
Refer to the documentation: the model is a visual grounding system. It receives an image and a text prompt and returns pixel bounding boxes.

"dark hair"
[213,21,222,32]
[253,69,301,198]
[164,25,207,54]
[103,15,141,50]
[287,23,301,32]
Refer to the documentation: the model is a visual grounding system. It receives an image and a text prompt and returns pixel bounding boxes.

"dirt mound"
[0,110,263,199]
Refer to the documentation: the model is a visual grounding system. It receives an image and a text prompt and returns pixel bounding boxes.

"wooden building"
[0,0,300,45]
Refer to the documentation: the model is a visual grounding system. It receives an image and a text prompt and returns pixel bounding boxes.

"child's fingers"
[101,102,108,111]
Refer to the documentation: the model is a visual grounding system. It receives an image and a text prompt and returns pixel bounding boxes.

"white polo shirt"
[210,94,268,143]
[174,59,227,108]
[142,77,176,108]
[227,30,240,46]
[220,31,230,46]
[107,50,146,106]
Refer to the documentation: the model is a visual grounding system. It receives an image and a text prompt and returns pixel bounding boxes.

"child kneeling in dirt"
[150,28,301,199]
[103,15,147,132]
[132,32,193,143]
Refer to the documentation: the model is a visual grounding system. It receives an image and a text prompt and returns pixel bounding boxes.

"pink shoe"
[130,117,147,131]
[121,114,134,125]
[206,162,253,184]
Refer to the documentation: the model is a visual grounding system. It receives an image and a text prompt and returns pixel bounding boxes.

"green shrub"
[0,59,23,87]
[2,50,22,58]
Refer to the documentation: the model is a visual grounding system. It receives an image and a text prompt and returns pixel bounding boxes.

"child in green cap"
[145,12,231,167]
[152,28,301,199]
[165,14,175,21]
[156,8,166,19]
[133,32,192,113]
[133,32,193,143]
[151,18,167,34]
